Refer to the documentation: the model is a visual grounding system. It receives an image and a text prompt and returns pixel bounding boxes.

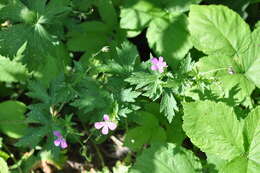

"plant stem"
[2,143,23,173]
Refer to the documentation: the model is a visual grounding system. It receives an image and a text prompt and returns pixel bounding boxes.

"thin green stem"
[2,143,22,173]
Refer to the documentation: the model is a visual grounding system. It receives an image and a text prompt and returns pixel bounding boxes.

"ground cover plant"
[0,0,259,172]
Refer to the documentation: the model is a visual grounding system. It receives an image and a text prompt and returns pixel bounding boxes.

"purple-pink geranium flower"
[150,56,167,73]
[53,131,68,149]
[94,114,117,135]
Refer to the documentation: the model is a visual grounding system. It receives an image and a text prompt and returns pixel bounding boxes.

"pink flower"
[150,56,167,73]
[94,114,117,135]
[53,131,68,149]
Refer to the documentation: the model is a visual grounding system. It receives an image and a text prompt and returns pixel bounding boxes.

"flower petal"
[94,122,105,129]
[162,62,167,67]
[158,56,164,62]
[158,68,164,73]
[107,122,117,131]
[53,131,62,138]
[103,114,110,121]
[101,125,109,135]
[54,139,61,146]
[151,58,158,64]
[60,139,68,149]
[151,65,158,71]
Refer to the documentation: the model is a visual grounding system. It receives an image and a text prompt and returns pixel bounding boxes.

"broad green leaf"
[206,153,227,173]
[183,101,244,160]
[160,89,179,123]
[189,5,251,56]
[0,157,9,173]
[119,0,165,37]
[165,113,186,145]
[0,101,27,138]
[244,28,260,87]
[120,8,152,31]
[147,14,192,66]
[130,143,202,173]
[124,111,166,151]
[163,0,201,14]
[67,21,110,52]
[196,55,255,102]
[0,56,29,82]
[220,156,260,173]
[244,107,260,168]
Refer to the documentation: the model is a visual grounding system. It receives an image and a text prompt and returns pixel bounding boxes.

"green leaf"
[0,55,29,82]
[119,0,165,37]
[120,8,152,31]
[160,89,179,123]
[183,101,244,160]
[206,153,227,173]
[120,88,141,103]
[15,126,49,148]
[244,28,260,88]
[220,155,260,173]
[96,0,117,28]
[70,78,111,114]
[188,5,251,56]
[243,107,260,169]
[27,81,50,103]
[101,41,139,75]
[67,21,110,53]
[0,157,9,173]
[125,72,157,89]
[130,143,202,173]
[0,101,27,139]
[124,111,166,151]
[163,0,201,14]
[196,55,255,102]
[126,72,163,100]
[147,14,192,66]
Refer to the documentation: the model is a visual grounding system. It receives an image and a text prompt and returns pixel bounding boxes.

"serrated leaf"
[96,0,117,28]
[147,14,192,66]
[160,89,179,123]
[0,55,29,82]
[183,101,244,160]
[125,72,158,89]
[0,101,27,139]
[120,88,141,103]
[196,55,255,102]
[130,143,202,173]
[15,126,49,148]
[189,5,251,56]
[101,41,139,74]
[244,28,260,88]
[70,78,111,114]
[243,107,260,169]
[27,81,50,103]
